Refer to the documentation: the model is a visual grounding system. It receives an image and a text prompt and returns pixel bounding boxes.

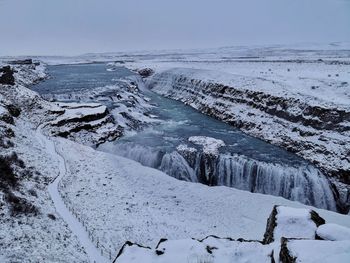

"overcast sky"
[0,0,349,56]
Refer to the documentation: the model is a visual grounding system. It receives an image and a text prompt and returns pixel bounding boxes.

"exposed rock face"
[0,66,15,86]
[279,237,297,263]
[147,68,350,213]
[46,102,123,146]
[41,78,156,137]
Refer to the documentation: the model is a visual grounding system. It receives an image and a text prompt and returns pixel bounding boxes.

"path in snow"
[36,124,108,263]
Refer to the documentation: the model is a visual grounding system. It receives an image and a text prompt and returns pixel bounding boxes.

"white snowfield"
[116,237,273,263]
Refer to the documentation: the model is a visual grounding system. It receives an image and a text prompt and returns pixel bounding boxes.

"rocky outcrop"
[46,102,123,146]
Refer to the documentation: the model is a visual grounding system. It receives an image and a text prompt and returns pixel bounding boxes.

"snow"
[317,224,350,241]
[50,104,107,126]
[116,237,272,263]
[55,135,350,258]
[274,206,317,241]
[0,105,7,116]
[188,136,225,156]
[287,240,350,263]
[0,62,89,262]
[36,124,108,263]
[1,46,350,262]
[176,144,198,154]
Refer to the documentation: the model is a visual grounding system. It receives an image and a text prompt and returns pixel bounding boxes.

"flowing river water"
[32,63,337,211]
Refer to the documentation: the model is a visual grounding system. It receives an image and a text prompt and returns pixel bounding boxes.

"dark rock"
[0,66,15,86]
[279,238,296,263]
[310,210,326,227]
[138,68,154,78]
[6,105,21,117]
[263,205,278,244]
[113,241,151,262]
[8,59,33,65]
[0,113,14,125]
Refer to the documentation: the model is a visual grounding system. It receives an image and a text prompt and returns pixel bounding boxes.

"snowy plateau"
[0,44,350,263]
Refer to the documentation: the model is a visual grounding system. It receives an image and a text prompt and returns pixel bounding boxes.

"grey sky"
[0,0,349,56]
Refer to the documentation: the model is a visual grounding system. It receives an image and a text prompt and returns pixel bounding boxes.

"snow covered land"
[0,44,350,262]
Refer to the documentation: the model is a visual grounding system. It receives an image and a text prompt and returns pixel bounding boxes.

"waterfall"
[213,154,336,211]
[102,142,337,211]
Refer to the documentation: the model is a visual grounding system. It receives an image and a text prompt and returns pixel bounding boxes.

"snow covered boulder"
[114,236,274,263]
[316,223,350,241]
[280,238,350,263]
[263,206,325,244]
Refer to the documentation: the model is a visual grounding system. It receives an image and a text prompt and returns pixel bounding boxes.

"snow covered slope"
[0,61,89,262]
[55,136,350,259]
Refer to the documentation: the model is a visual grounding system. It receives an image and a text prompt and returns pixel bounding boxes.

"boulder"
[280,238,350,263]
[0,66,15,86]
[138,68,154,78]
[316,223,350,241]
[263,205,325,244]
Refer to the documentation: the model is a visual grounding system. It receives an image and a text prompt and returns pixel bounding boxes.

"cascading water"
[213,154,336,210]
[102,141,337,211]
